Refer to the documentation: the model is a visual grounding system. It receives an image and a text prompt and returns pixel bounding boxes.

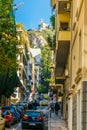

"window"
[60,22,69,31]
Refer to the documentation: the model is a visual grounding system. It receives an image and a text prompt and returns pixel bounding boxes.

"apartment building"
[50,0,71,119]
[70,0,87,130]
[30,48,41,91]
[11,24,31,103]
[50,0,87,130]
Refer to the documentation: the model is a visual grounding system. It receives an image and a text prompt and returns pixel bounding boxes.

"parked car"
[14,104,25,112]
[2,106,20,123]
[2,110,14,127]
[17,102,28,110]
[0,109,5,130]
[12,104,25,118]
[22,110,45,130]
[21,101,29,108]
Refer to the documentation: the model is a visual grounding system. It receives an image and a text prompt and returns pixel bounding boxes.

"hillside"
[27,27,54,48]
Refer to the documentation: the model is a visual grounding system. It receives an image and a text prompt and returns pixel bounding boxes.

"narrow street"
[5,120,48,130]
[1,0,86,130]
[5,108,48,130]
[5,110,68,130]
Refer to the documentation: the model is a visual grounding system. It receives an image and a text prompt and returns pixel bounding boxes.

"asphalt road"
[6,118,48,130]
[6,106,50,130]
[6,122,22,130]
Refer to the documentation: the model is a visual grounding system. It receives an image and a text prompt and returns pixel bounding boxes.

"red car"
[3,110,14,127]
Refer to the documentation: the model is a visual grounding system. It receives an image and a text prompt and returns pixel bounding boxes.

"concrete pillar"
[68,96,72,130]
[63,94,66,119]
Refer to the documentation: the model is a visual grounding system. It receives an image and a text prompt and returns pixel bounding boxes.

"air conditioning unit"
[67,2,70,10]
[65,69,69,77]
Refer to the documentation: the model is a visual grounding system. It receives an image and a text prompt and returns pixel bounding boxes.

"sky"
[14,0,52,30]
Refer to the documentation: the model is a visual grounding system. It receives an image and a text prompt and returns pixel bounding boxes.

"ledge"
[67,89,73,98]
[75,68,83,84]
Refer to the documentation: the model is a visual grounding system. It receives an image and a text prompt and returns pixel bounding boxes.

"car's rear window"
[2,107,15,113]
[2,108,10,111]
[25,111,41,117]
[10,108,15,113]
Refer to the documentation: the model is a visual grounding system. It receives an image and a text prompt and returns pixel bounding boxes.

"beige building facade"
[50,0,87,130]
[50,0,71,122]
[11,24,31,103]
[70,0,87,130]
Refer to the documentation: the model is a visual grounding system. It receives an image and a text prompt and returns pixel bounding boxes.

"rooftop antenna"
[13,2,24,11]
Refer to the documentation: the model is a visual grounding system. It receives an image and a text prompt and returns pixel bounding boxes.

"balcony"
[16,26,23,33]
[58,1,71,13]
[16,54,20,62]
[55,77,65,85]
[49,83,55,87]
[18,62,23,68]
[16,45,23,49]
[50,63,55,69]
[50,0,56,9]
[58,30,70,41]
[16,45,24,54]
[55,0,71,84]
[55,39,70,86]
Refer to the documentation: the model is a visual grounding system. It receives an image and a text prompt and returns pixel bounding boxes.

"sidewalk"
[50,111,68,130]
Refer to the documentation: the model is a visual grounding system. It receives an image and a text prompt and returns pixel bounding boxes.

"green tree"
[0,0,18,74]
[40,45,51,89]
[50,14,55,29]
[0,0,20,100]
[41,29,54,48]
[38,84,48,93]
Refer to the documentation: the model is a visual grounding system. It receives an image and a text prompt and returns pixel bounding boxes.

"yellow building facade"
[50,0,87,130]
[50,0,71,122]
[70,0,87,130]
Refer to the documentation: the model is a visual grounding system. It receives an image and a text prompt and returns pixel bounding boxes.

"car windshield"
[42,99,48,102]
[25,111,41,117]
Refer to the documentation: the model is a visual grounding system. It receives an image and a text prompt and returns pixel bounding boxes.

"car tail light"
[22,115,28,120]
[37,116,43,121]
[5,115,11,121]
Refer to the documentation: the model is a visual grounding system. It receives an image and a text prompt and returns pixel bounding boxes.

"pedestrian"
[54,101,60,116]
[32,100,37,110]
[50,101,54,113]
[28,102,33,110]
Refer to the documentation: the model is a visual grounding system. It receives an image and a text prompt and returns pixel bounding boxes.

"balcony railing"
[58,30,70,41]
[50,63,55,69]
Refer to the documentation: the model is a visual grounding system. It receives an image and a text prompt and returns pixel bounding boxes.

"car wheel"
[40,127,44,130]
[21,125,24,129]
[16,119,19,123]
[8,123,11,128]
[18,118,21,121]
